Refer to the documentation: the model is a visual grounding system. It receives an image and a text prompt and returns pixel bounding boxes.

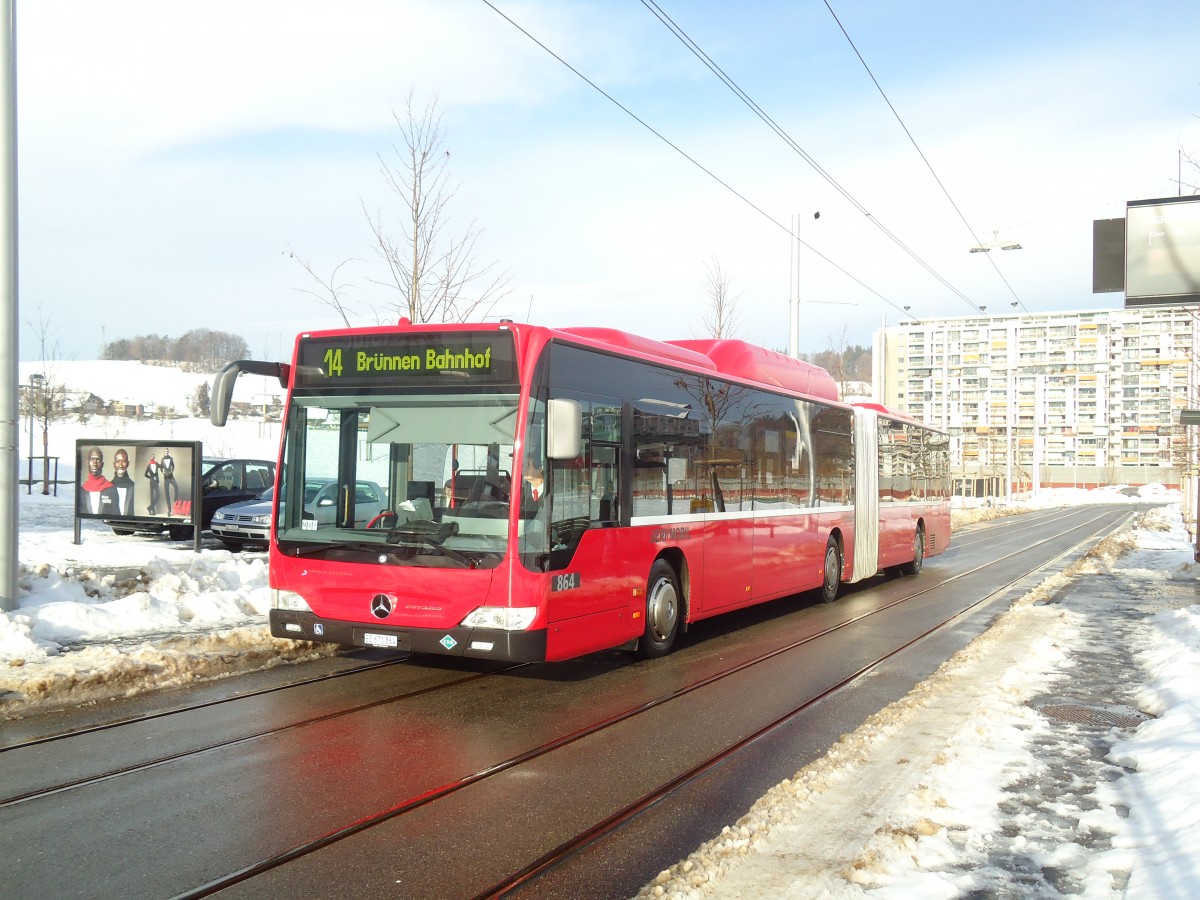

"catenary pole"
[789,213,799,358]
[1,0,17,612]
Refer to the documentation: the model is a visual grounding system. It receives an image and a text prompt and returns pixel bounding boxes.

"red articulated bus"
[211,321,950,663]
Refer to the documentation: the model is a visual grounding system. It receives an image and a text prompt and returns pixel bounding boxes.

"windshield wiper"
[281,521,479,567]
[285,539,400,558]
[384,520,459,543]
[285,537,468,565]
[384,521,476,567]
[285,540,343,557]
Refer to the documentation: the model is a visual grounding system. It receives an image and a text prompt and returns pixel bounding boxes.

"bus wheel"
[821,538,842,604]
[638,559,681,658]
[900,527,925,576]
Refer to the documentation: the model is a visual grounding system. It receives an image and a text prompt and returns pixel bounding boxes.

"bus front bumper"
[269,609,548,662]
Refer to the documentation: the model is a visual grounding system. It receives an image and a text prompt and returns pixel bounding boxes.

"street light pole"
[788,211,821,360]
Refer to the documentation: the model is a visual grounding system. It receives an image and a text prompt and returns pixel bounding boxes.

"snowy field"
[5,361,1199,896]
[6,360,324,709]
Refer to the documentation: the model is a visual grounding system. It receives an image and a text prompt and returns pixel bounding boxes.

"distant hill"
[18,359,283,417]
[17,360,284,478]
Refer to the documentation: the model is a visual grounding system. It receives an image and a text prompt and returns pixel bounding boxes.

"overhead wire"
[819,0,1028,312]
[639,0,987,314]
[479,0,914,318]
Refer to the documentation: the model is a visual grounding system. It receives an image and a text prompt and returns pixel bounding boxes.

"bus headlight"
[273,589,312,612]
[460,607,538,631]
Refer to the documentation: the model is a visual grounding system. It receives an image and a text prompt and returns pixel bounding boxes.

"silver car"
[209,486,274,550]
[210,478,388,551]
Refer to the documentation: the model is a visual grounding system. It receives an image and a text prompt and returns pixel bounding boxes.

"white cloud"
[13,1,1200,360]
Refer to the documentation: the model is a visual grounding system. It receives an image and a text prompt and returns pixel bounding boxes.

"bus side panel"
[751,510,818,602]
[540,526,661,660]
[543,608,639,661]
[877,504,917,569]
[694,516,756,614]
[877,501,952,568]
[925,502,952,557]
[542,529,642,625]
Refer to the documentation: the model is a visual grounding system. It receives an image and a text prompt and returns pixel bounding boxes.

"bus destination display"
[295,333,517,387]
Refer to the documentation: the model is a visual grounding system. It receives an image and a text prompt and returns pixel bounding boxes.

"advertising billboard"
[1125,195,1200,307]
[74,440,202,538]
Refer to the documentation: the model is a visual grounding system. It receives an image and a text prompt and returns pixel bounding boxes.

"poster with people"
[74,440,199,521]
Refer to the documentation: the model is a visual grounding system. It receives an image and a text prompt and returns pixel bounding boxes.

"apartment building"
[874,306,1199,496]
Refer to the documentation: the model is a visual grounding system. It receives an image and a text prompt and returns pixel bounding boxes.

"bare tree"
[364,92,510,323]
[1178,142,1199,195]
[698,256,742,339]
[24,306,70,494]
[819,326,852,398]
[286,247,363,327]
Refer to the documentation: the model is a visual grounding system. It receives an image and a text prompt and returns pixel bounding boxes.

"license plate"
[363,632,398,648]
[224,524,241,531]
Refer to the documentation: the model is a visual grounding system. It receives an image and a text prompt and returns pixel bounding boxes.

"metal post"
[27,372,43,493]
[1,0,18,613]
[1006,374,1014,505]
[39,393,48,494]
[1192,464,1200,563]
[789,213,799,359]
[25,383,31,494]
[1180,409,1200,560]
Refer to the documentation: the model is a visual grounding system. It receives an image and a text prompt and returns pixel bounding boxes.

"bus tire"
[638,559,681,659]
[899,526,925,576]
[821,538,842,604]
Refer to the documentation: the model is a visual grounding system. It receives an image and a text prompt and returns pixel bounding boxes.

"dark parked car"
[197,458,276,526]
[110,457,276,540]
[209,477,388,551]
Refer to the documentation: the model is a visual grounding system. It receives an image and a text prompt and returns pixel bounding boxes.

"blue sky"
[16,0,1200,362]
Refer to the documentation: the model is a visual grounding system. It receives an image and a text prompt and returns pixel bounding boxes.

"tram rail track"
[0,502,1097,761]
[948,505,1101,546]
[165,506,1135,898]
[0,660,529,806]
[477,507,1135,897]
[0,655,414,753]
[0,505,1141,899]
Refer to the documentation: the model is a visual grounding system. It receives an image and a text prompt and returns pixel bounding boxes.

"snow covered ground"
[639,500,1200,899]
[4,360,1199,896]
[5,360,326,709]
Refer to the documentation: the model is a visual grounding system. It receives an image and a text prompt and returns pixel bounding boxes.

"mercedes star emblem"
[370,594,393,619]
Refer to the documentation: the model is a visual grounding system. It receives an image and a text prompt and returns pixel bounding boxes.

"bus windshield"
[276,391,520,567]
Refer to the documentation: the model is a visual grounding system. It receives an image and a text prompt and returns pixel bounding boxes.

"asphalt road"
[0,504,1140,899]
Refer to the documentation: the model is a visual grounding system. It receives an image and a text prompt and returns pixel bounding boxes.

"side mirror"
[547,398,583,460]
[210,360,290,426]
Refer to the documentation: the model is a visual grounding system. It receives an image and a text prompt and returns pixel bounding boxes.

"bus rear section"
[849,403,951,585]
